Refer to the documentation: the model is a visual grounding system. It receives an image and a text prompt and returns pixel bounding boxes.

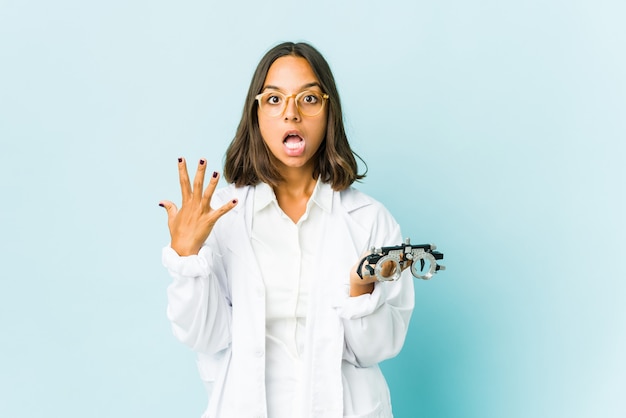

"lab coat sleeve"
[335,209,415,368]
[163,242,232,354]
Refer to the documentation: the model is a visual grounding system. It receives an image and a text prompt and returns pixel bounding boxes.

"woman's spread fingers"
[178,157,192,202]
[201,170,220,209]
[192,158,207,203]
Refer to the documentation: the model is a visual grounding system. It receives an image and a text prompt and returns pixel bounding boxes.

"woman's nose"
[283,96,300,121]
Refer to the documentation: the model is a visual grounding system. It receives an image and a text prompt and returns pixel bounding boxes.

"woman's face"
[257,55,328,176]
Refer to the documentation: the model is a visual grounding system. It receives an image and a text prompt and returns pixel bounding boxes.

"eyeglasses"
[255,90,329,117]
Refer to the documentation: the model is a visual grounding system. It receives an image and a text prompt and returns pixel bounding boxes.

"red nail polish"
[200,159,205,165]
[178,157,183,163]
[159,203,164,207]
[212,171,218,178]
[232,199,238,204]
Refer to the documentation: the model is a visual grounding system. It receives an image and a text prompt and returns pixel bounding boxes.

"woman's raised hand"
[159,158,238,256]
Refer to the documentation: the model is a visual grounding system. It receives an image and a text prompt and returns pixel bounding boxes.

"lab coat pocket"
[341,363,393,418]
[196,349,229,395]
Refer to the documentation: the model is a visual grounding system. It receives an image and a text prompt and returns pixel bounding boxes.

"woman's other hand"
[349,252,413,297]
[159,158,238,256]
[349,252,378,296]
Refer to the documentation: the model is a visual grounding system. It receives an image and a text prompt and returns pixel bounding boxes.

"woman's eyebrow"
[262,82,322,92]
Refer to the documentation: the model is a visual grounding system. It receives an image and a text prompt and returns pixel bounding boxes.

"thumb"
[158,200,179,221]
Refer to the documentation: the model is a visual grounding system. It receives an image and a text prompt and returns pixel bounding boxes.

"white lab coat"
[163,183,415,418]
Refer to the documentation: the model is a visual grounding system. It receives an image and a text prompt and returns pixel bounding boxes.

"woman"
[159,42,415,418]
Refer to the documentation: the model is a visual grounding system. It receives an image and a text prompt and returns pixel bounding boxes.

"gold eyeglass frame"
[255,90,330,117]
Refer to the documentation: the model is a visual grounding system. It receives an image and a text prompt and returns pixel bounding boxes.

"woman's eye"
[267,95,282,105]
[302,94,319,104]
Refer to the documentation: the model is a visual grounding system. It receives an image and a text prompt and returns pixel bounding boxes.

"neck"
[272,158,317,196]
[272,167,318,223]
[273,170,317,200]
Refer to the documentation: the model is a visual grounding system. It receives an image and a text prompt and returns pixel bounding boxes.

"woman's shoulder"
[337,186,401,240]
[338,186,387,213]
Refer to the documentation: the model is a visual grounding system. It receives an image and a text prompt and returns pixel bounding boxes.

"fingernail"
[199,159,205,165]
[232,199,238,204]
[158,203,164,207]
[212,171,218,178]
[178,157,183,163]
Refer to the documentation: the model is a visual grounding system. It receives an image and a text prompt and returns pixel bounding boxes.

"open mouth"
[283,131,305,154]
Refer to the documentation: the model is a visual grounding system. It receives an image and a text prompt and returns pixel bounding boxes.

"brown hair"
[223,41,366,191]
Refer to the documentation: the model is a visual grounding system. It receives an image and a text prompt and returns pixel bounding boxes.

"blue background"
[1,1,624,417]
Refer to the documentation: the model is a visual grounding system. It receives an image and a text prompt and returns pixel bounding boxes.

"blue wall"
[1,1,624,417]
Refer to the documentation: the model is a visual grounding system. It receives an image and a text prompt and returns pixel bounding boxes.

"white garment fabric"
[250,181,329,418]
[163,182,415,418]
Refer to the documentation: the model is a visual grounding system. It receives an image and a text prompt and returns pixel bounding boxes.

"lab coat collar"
[222,183,372,266]
[252,178,333,215]
[310,180,333,213]
[252,182,274,213]
[223,182,369,217]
